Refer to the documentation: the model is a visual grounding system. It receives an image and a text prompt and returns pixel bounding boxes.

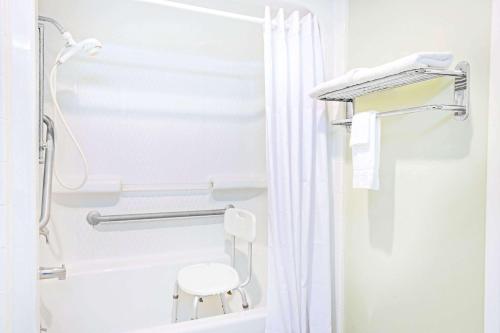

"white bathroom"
[0,0,499,333]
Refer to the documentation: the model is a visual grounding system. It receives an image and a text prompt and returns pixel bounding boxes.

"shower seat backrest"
[224,208,256,244]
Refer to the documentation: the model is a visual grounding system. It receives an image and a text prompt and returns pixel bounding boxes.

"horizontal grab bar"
[87,205,235,226]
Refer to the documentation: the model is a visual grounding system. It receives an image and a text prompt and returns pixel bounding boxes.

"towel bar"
[330,104,466,126]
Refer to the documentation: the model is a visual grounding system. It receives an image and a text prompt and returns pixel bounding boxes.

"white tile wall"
[0,1,9,331]
[7,0,40,330]
[0,160,7,317]
[0,162,6,207]
[0,105,8,333]
[0,72,5,332]
[0,206,6,249]
[0,118,6,163]
[0,247,6,293]
[0,291,6,333]
[0,123,8,333]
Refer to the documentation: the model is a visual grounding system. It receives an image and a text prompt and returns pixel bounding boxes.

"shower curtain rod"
[135,0,266,24]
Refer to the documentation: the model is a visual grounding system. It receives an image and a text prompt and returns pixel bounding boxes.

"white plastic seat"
[177,263,240,296]
[172,207,257,322]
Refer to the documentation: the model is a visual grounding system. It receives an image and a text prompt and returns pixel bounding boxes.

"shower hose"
[48,50,89,190]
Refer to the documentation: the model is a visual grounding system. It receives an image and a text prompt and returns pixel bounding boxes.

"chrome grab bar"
[39,115,55,242]
[87,205,235,226]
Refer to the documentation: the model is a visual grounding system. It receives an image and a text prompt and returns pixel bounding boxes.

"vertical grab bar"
[38,23,45,163]
[39,115,55,242]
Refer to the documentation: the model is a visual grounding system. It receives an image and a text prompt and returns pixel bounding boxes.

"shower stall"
[37,2,267,332]
[32,0,339,332]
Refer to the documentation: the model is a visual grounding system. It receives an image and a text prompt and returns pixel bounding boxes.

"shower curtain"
[264,8,332,333]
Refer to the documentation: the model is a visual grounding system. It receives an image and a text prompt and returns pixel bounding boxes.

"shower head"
[57,37,102,64]
[38,16,103,64]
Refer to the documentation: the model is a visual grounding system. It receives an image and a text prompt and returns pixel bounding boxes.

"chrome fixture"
[39,265,66,280]
[87,205,235,226]
[38,16,66,34]
[37,23,45,163]
[38,16,102,58]
[37,16,67,163]
[318,61,470,126]
[39,115,55,243]
[330,104,464,126]
[37,15,102,191]
[36,15,103,238]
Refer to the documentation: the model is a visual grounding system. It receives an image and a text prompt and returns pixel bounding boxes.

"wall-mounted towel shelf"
[318,61,469,126]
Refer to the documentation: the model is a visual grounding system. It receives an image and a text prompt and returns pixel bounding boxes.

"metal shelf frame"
[316,61,470,127]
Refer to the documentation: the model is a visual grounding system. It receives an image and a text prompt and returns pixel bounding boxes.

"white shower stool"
[172,208,256,321]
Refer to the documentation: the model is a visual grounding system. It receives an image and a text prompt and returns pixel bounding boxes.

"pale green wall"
[344,0,491,332]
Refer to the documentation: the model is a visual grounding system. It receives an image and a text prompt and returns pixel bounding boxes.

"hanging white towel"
[350,111,381,190]
[310,52,453,98]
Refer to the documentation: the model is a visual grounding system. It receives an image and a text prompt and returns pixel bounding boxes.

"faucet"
[39,265,66,280]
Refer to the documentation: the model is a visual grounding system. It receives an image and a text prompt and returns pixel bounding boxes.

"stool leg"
[235,287,249,310]
[219,293,228,314]
[191,296,202,320]
[172,281,179,323]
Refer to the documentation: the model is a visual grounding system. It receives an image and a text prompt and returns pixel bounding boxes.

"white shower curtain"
[264,7,332,333]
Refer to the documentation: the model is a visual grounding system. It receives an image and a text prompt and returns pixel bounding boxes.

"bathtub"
[40,248,266,333]
[131,309,266,333]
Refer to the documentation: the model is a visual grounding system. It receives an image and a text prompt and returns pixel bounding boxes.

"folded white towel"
[350,111,381,190]
[310,52,453,98]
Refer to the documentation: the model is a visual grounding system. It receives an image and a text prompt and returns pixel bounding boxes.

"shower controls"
[39,265,67,280]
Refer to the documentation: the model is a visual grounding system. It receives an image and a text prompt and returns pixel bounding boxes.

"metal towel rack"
[316,61,470,126]
[87,205,235,226]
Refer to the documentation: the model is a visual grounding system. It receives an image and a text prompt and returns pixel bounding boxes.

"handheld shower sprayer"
[39,15,103,190]
[57,37,102,64]
[38,16,103,62]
